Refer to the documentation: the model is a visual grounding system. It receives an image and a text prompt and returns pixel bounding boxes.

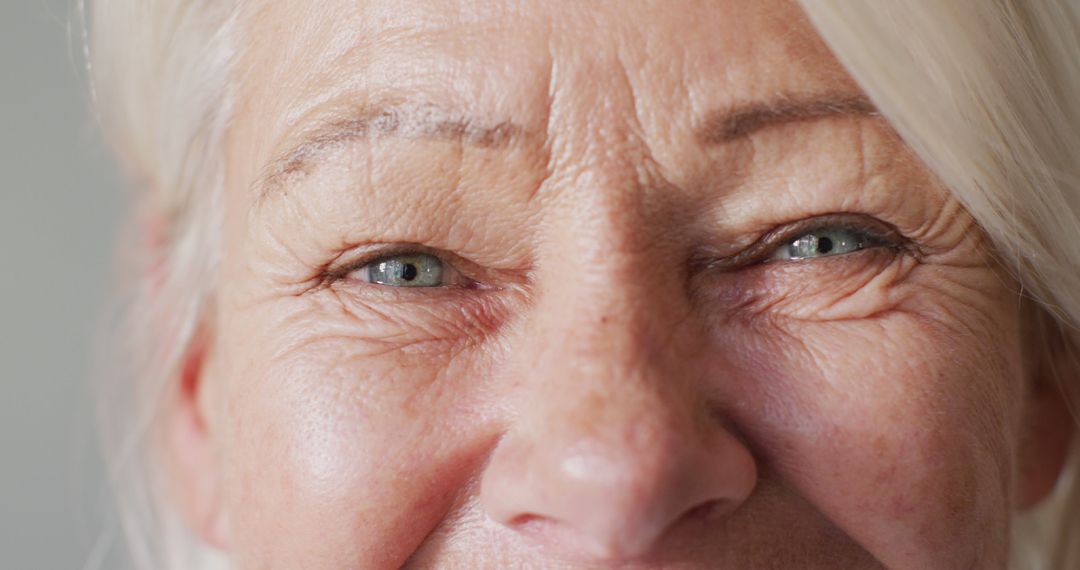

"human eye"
[696,214,917,321]
[769,226,888,261]
[327,245,504,294]
[351,252,451,288]
[758,214,903,265]
[705,213,908,272]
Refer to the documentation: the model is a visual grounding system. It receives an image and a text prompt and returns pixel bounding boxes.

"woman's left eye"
[770,227,879,261]
[355,253,447,287]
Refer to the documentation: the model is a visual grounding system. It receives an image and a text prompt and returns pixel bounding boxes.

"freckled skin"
[172,0,1071,568]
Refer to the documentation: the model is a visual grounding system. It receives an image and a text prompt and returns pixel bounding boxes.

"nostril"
[507,513,562,542]
[478,390,759,563]
[505,512,649,562]
[680,498,732,524]
[508,513,545,530]
[506,513,600,556]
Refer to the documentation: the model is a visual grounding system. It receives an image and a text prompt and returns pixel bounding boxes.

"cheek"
[722,296,1022,568]
[218,296,499,569]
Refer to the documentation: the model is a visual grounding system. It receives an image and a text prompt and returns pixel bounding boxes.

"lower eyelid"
[790,254,914,306]
[707,245,904,292]
[699,247,912,317]
[331,270,488,301]
[322,279,514,340]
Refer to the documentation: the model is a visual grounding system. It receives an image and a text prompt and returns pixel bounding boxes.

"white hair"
[800,3,1080,568]
[88,1,1080,568]
[89,0,235,568]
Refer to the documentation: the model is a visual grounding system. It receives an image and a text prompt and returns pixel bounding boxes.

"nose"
[479,292,758,561]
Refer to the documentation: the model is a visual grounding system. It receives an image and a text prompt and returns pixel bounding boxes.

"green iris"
[365,253,444,287]
[772,228,869,261]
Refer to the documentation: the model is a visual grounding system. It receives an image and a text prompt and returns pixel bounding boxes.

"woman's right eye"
[354,253,447,287]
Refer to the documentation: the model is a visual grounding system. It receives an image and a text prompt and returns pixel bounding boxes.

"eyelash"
[327,213,910,289]
[703,213,909,271]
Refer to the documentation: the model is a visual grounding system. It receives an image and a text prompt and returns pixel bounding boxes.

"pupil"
[817,236,833,254]
[401,263,419,281]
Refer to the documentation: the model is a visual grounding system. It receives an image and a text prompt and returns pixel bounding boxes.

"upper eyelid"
[703,213,912,271]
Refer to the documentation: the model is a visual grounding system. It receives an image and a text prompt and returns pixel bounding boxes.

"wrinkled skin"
[166,0,1074,568]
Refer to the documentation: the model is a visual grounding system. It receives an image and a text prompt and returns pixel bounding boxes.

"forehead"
[232,0,859,180]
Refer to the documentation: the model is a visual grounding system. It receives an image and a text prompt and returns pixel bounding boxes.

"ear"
[1014,311,1077,510]
[165,326,231,549]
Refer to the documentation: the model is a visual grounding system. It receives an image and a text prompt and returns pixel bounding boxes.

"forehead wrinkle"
[253,90,879,205]
[255,101,528,201]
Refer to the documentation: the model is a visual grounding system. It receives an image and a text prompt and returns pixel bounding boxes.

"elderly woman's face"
[173,0,1073,568]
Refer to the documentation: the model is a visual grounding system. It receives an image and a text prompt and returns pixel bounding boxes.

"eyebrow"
[700,93,877,144]
[257,103,525,198]
[256,93,877,197]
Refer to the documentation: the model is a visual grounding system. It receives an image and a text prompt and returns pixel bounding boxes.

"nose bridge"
[526,226,687,410]
[521,133,699,438]
[521,197,706,481]
[546,275,651,364]
[481,244,758,560]
[476,125,760,558]
[526,285,690,450]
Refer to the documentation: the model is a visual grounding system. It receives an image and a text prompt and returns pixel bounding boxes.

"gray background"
[2,0,125,568]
